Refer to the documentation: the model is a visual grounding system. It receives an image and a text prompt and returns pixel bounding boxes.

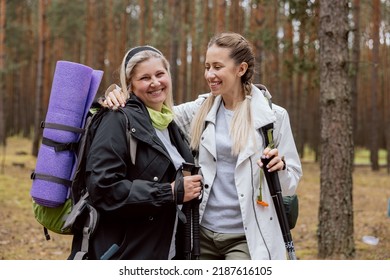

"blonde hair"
[190,33,256,155]
[119,46,174,111]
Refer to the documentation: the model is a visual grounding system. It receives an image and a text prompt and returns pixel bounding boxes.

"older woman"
[68,46,203,260]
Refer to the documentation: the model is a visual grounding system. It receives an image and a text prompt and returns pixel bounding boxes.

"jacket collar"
[204,84,276,128]
[237,84,276,165]
[250,84,276,129]
[125,94,193,164]
[126,95,170,157]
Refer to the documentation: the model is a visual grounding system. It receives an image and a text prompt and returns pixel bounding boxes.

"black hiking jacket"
[68,94,194,260]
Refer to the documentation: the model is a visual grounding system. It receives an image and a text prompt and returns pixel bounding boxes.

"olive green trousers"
[199,226,251,260]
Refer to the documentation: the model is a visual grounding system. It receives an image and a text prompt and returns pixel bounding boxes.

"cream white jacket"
[173,84,302,259]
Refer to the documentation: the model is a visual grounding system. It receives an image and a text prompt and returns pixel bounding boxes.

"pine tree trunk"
[190,0,199,101]
[350,0,360,152]
[32,0,47,157]
[250,0,265,84]
[383,33,390,173]
[168,0,180,100]
[295,13,306,158]
[0,0,6,146]
[215,0,226,33]
[42,0,51,120]
[105,0,115,86]
[178,0,188,103]
[230,0,241,32]
[139,0,146,45]
[120,0,127,63]
[85,0,97,67]
[307,2,320,160]
[283,11,294,120]
[370,0,380,171]
[95,1,106,71]
[318,0,354,259]
[200,0,210,93]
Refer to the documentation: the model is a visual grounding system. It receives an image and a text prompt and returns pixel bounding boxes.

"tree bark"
[295,5,306,158]
[215,0,226,33]
[105,0,115,86]
[370,0,380,171]
[42,0,51,120]
[200,0,210,93]
[384,42,390,174]
[350,0,360,154]
[178,0,188,103]
[307,1,320,161]
[168,0,180,100]
[32,0,47,157]
[318,0,354,259]
[95,1,106,72]
[190,0,199,101]
[282,7,294,116]
[250,0,265,84]
[0,0,6,146]
[139,0,146,45]
[85,0,97,67]
[230,0,241,32]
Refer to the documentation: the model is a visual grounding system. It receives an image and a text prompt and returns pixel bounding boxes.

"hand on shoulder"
[103,84,127,110]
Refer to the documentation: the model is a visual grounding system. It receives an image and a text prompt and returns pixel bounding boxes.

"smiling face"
[130,57,171,111]
[204,45,247,98]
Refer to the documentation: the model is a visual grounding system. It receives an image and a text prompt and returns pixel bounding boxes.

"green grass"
[302,145,388,166]
[354,148,388,165]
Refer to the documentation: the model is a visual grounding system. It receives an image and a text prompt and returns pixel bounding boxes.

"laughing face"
[204,45,245,98]
[131,57,171,111]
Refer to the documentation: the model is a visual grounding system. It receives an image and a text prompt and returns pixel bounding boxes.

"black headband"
[124,46,162,71]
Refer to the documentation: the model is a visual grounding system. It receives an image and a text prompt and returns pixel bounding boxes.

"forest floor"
[0,136,389,260]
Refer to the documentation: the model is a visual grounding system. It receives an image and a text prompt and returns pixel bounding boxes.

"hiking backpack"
[31,106,136,260]
[31,106,106,238]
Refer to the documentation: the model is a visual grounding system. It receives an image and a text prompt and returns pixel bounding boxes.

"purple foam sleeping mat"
[30,61,103,207]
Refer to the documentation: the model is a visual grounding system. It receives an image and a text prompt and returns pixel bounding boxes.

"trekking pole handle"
[182,162,200,176]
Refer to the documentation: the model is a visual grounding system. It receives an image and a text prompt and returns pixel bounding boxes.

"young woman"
[105,33,302,260]
[68,46,203,260]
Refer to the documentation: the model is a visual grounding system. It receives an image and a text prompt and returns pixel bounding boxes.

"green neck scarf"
[147,104,174,130]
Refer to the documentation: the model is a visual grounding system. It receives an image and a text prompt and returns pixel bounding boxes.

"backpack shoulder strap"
[118,107,137,165]
[255,84,275,149]
[71,107,107,202]
[255,83,273,109]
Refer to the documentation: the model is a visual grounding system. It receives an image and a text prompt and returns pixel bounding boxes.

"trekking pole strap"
[173,168,187,224]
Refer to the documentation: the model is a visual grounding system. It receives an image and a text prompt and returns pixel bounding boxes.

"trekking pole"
[190,166,201,260]
[261,157,297,260]
[182,163,201,260]
[183,206,192,259]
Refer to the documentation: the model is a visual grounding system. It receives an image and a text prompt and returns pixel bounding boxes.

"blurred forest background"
[0,0,389,260]
[0,0,389,162]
